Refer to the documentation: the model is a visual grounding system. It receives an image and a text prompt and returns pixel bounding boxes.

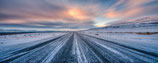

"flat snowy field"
[0,32,158,63]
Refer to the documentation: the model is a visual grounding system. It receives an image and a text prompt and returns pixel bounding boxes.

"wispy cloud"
[104,0,157,19]
[0,0,158,30]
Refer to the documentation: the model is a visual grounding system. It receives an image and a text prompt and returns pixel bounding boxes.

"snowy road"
[0,33,158,63]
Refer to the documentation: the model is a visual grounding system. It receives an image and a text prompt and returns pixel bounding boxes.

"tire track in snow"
[84,34,158,58]
[77,33,111,63]
[80,33,158,63]
[0,32,158,63]
[12,34,71,63]
[0,34,68,63]
[49,33,77,63]
[76,33,109,63]
[79,34,135,63]
[73,34,88,63]
[41,33,73,63]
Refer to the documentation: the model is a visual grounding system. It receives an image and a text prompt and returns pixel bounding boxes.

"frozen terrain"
[0,32,158,63]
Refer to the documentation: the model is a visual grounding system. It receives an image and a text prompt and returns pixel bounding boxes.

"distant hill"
[89,16,158,32]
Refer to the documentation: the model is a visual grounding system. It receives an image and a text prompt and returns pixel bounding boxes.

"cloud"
[0,0,96,22]
[0,0,158,30]
[104,0,156,19]
[0,0,98,30]
[0,21,95,29]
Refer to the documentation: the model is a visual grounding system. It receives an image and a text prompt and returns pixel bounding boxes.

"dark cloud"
[0,21,95,29]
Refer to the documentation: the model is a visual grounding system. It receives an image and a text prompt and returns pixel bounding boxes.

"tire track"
[73,34,88,63]
[1,32,157,63]
[50,33,77,63]
[76,33,112,63]
[13,34,71,63]
[0,34,68,63]
[41,33,73,63]
[80,33,158,63]
[84,34,158,58]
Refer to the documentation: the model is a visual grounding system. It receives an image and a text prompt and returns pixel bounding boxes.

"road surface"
[0,33,158,63]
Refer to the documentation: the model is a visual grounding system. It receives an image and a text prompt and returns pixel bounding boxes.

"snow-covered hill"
[89,16,158,32]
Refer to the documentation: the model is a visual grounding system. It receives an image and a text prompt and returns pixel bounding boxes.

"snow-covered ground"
[81,31,158,62]
[0,32,158,63]
[82,31,158,50]
[81,31,158,43]
[0,32,66,47]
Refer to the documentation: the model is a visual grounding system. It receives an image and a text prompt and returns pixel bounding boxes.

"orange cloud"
[68,8,86,20]
[0,5,96,25]
[104,11,119,18]
[67,8,92,20]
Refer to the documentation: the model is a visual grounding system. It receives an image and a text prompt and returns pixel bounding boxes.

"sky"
[0,0,158,31]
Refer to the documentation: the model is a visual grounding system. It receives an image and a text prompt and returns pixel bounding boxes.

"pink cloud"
[104,0,155,19]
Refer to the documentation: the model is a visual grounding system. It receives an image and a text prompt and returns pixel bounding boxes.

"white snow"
[0,32,66,47]
[81,31,158,54]
[41,34,72,63]
[73,34,88,63]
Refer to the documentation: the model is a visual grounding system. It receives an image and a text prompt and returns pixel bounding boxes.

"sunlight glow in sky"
[0,0,158,31]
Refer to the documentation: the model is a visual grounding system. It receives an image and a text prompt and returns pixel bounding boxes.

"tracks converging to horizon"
[0,32,158,63]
